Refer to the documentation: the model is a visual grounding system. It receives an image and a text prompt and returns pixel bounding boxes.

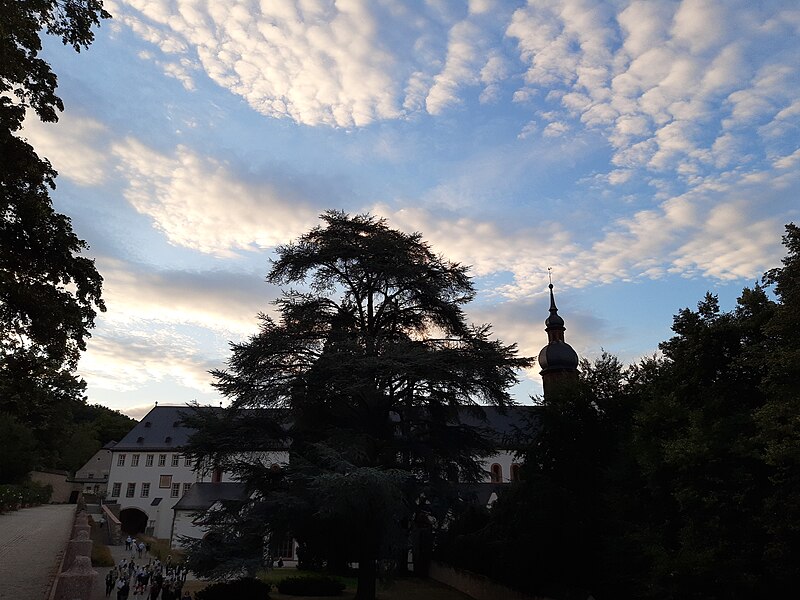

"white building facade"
[107,405,529,546]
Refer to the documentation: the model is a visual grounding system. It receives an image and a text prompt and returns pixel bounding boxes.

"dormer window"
[165,436,172,444]
[137,436,144,444]
[144,421,152,428]
[173,421,180,428]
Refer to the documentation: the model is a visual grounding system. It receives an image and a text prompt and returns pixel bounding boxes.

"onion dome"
[538,284,579,375]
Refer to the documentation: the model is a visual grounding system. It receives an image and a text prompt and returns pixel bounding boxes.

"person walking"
[105,569,117,597]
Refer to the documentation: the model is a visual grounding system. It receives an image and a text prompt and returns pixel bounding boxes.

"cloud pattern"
[22,0,798,408]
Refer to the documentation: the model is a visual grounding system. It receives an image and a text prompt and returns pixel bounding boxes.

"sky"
[21,0,800,420]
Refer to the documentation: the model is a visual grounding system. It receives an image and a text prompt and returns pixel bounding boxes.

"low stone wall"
[49,510,97,600]
[429,561,550,600]
[102,503,123,545]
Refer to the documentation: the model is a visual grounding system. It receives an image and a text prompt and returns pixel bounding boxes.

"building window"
[183,483,192,496]
[211,467,223,483]
[510,463,521,482]
[158,454,166,467]
[131,454,140,467]
[146,454,154,467]
[171,483,181,498]
[184,456,192,467]
[118,454,126,467]
[279,538,294,559]
[88,472,94,479]
[159,475,172,488]
[111,482,121,497]
[126,483,135,498]
[172,454,179,467]
[490,463,502,483]
[141,483,150,498]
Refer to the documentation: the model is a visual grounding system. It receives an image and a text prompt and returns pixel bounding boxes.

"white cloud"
[79,325,221,393]
[112,139,319,255]
[20,113,110,186]
[96,257,272,335]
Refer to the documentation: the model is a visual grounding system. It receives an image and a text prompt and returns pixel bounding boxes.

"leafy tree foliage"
[184,211,530,600]
[1,0,110,128]
[756,223,800,585]
[0,413,39,482]
[441,224,800,599]
[0,0,108,465]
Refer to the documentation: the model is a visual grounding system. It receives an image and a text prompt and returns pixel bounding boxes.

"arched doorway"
[120,507,148,535]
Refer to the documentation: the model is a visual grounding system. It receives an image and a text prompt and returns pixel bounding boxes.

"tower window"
[510,463,521,482]
[490,463,503,483]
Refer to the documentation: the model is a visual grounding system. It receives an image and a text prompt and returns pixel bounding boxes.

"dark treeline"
[0,403,136,482]
[438,223,800,599]
[1,3,114,482]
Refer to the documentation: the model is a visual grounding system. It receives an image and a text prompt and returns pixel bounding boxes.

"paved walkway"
[0,504,76,600]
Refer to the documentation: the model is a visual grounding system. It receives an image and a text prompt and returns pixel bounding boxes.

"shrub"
[0,481,52,511]
[195,577,271,600]
[91,542,115,567]
[277,575,345,596]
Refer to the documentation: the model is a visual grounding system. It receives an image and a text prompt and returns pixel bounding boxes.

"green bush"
[195,577,271,600]
[91,542,115,567]
[277,575,345,596]
[0,481,52,511]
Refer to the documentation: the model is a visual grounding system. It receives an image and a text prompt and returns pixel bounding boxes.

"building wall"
[29,470,78,503]
[172,509,202,546]
[107,450,202,537]
[73,447,113,494]
[480,451,521,483]
[107,449,289,538]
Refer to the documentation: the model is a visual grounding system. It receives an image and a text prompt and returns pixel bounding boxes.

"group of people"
[124,535,148,558]
[104,554,190,600]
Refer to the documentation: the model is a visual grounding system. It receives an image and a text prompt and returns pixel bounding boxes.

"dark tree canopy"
[0,0,108,470]
[1,0,110,128]
[438,223,800,600]
[184,211,531,600]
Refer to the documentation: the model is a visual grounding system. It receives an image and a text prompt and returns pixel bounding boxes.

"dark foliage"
[440,224,800,599]
[1,0,108,472]
[183,211,531,600]
[277,575,346,597]
[195,577,271,600]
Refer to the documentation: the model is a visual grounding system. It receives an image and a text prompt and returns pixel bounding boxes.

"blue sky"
[22,0,800,418]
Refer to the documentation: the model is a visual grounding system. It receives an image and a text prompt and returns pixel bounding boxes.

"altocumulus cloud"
[112,139,319,255]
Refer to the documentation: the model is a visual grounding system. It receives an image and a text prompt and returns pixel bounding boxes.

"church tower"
[538,283,579,397]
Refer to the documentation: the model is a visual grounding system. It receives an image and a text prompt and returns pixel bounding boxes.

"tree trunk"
[355,554,377,600]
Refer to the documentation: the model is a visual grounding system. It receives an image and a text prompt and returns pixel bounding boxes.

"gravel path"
[0,504,76,600]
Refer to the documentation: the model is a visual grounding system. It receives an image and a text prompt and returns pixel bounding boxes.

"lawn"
[181,571,474,600]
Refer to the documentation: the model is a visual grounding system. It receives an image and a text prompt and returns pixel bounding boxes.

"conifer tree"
[184,211,530,599]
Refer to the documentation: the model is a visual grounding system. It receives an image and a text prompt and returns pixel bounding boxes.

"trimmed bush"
[277,575,345,597]
[195,577,271,600]
[91,542,115,567]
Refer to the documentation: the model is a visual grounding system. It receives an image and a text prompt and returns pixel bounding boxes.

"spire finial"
[544,270,565,341]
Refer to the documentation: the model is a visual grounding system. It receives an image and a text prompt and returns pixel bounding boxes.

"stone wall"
[30,470,80,503]
[49,510,97,600]
[429,562,551,600]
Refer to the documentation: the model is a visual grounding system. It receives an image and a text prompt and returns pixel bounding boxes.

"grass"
[182,572,473,600]
[138,534,186,563]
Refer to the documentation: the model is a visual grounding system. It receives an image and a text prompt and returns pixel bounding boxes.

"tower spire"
[537,274,579,394]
